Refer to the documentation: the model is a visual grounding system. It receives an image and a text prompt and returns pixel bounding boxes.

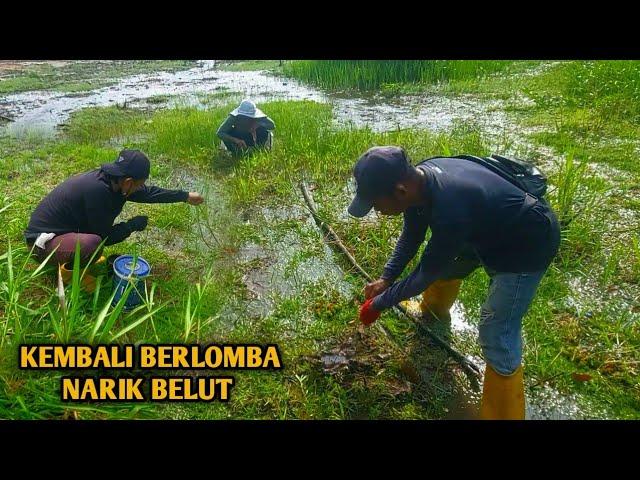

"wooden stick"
[300,183,373,281]
[300,181,482,380]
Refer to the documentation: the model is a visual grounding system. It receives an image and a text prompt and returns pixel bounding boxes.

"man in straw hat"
[24,149,204,292]
[348,146,560,420]
[217,99,275,155]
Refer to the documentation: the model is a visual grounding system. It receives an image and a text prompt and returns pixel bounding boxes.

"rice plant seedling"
[283,60,518,91]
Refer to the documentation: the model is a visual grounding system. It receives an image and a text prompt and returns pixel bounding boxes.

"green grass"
[559,61,640,123]
[0,61,197,95]
[1,60,639,419]
[0,102,492,419]
[283,60,524,91]
[216,60,283,72]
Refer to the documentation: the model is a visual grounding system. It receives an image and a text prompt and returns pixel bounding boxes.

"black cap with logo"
[101,149,151,179]
[348,146,412,217]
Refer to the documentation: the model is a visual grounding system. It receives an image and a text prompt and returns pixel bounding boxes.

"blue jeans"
[478,270,546,375]
[437,246,547,375]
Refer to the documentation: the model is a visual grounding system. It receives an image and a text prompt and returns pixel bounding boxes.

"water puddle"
[333,93,511,137]
[442,383,604,420]
[238,204,354,318]
[320,350,353,374]
[564,273,639,335]
[0,61,321,136]
[526,384,606,419]
[1,60,536,144]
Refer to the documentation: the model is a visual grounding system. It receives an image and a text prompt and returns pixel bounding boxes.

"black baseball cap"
[101,149,151,179]
[348,146,412,218]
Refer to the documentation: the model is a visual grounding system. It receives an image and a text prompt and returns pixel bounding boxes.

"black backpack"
[452,153,548,199]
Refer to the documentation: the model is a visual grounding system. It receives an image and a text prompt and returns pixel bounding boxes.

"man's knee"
[478,271,546,374]
[50,233,102,264]
[478,306,522,376]
[79,234,102,258]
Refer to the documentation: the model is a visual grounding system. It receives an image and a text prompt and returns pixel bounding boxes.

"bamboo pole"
[300,181,482,380]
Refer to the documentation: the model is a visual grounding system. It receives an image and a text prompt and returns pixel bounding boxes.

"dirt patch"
[306,333,393,380]
[0,61,70,76]
[0,62,27,74]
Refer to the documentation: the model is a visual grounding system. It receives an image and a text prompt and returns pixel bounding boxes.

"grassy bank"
[215,60,283,72]
[282,60,530,91]
[1,94,638,418]
[0,60,197,95]
[2,59,640,419]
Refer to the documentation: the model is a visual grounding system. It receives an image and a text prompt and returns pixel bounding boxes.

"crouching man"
[24,149,204,291]
[216,99,275,156]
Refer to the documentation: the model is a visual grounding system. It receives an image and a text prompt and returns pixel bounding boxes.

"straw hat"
[230,99,267,119]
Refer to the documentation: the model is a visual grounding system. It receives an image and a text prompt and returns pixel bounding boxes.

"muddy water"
[526,385,606,420]
[238,204,353,318]
[565,272,638,322]
[1,60,531,145]
[0,61,319,136]
[443,384,607,420]
[332,93,515,139]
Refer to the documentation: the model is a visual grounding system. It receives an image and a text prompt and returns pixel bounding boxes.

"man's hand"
[187,192,204,206]
[128,215,148,232]
[235,139,247,149]
[364,278,390,300]
[359,298,381,326]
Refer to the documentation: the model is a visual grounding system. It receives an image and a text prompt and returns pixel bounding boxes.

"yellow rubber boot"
[88,255,107,275]
[59,263,97,294]
[419,279,462,320]
[479,364,525,420]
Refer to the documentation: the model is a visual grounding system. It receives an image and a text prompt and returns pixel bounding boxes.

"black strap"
[420,157,539,223]
[517,192,538,219]
[455,155,526,191]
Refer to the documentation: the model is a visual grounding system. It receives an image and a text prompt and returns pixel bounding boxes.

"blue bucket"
[112,255,151,310]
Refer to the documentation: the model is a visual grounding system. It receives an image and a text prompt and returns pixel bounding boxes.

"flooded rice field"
[1,60,626,419]
[1,60,534,147]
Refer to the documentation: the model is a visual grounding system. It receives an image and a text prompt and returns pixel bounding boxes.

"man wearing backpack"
[348,146,560,420]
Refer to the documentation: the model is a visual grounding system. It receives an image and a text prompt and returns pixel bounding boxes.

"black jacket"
[373,157,561,310]
[25,168,188,246]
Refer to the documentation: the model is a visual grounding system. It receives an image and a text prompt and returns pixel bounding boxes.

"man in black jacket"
[216,100,275,156]
[24,149,204,289]
[349,146,561,420]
